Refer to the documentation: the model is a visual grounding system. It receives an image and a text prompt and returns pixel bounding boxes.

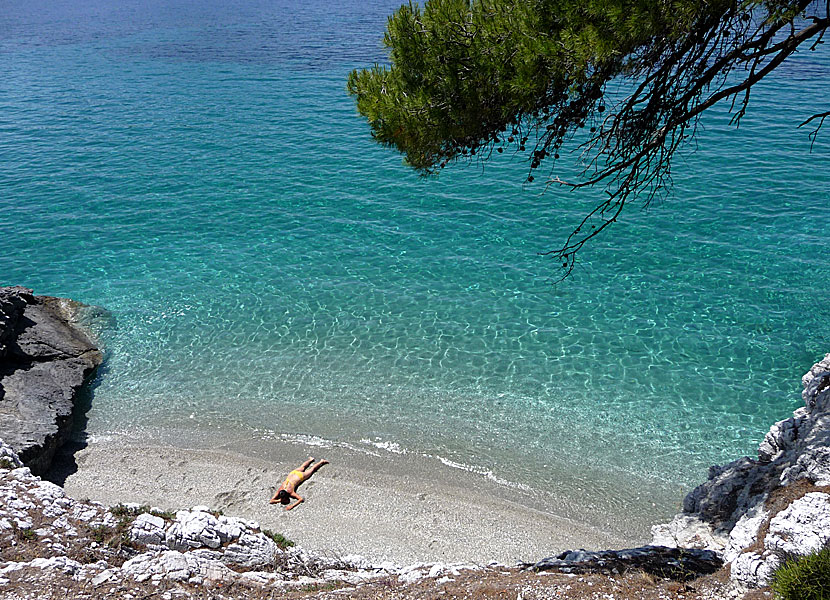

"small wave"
[260,431,383,458]
[277,433,337,449]
[86,429,140,444]
[262,431,410,457]
[430,455,533,493]
[87,434,119,444]
[260,430,533,492]
[359,438,407,454]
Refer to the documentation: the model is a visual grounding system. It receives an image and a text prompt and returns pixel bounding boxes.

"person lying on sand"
[270,457,329,511]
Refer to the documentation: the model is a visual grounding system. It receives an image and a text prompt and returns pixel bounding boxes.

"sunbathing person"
[270,457,329,511]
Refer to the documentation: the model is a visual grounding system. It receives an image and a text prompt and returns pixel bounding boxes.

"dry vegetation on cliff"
[2,562,749,600]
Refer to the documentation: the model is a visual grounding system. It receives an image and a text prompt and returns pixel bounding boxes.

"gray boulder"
[0,286,103,474]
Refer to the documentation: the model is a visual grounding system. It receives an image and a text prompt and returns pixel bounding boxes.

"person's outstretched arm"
[286,491,304,511]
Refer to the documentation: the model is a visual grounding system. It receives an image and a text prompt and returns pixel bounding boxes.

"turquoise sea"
[2,0,829,524]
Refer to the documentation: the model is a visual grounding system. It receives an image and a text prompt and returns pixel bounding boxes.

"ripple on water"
[1,0,829,525]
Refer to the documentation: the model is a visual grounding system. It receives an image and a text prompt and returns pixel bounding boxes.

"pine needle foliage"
[348,0,830,277]
[771,548,830,600]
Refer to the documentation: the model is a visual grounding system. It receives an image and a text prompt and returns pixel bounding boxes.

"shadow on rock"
[45,364,107,486]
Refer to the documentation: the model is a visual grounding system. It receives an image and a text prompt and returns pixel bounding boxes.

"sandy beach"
[61,434,654,565]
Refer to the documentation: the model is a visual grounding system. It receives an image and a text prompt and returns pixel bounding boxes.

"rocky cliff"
[653,353,830,591]
[0,286,102,475]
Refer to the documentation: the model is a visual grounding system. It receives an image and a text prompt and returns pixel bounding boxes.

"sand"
[61,434,652,566]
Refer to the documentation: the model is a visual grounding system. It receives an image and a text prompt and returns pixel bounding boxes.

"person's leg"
[304,459,329,478]
[299,457,314,471]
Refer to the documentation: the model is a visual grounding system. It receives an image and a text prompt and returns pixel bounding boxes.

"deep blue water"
[1,0,828,521]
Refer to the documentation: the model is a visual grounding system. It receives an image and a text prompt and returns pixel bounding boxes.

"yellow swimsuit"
[284,469,306,487]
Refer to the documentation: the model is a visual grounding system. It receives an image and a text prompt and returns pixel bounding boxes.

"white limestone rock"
[89,568,119,587]
[0,435,121,586]
[165,509,224,550]
[730,492,830,589]
[395,561,477,584]
[338,554,374,570]
[130,513,166,547]
[0,440,23,470]
[650,514,728,552]
[337,554,398,573]
[723,505,769,563]
[189,548,223,562]
[730,551,778,589]
[29,479,64,507]
[765,492,830,557]
[322,568,384,585]
[129,507,279,569]
[803,355,830,405]
[122,550,236,584]
[398,567,428,584]
[222,531,278,568]
[0,562,25,575]
[758,409,809,463]
[781,445,830,486]
[75,560,110,582]
[24,556,83,576]
[238,570,285,586]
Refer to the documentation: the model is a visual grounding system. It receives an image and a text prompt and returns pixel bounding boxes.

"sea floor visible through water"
[3,0,830,546]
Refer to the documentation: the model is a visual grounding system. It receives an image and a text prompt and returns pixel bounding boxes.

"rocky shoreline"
[652,353,830,593]
[0,286,102,475]
[1,285,828,599]
[0,440,411,592]
[0,438,734,600]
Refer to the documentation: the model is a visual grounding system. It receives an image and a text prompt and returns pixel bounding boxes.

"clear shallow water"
[2,0,829,521]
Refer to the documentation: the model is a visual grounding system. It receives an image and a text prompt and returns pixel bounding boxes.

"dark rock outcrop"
[652,353,830,589]
[0,286,102,475]
[530,546,722,581]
